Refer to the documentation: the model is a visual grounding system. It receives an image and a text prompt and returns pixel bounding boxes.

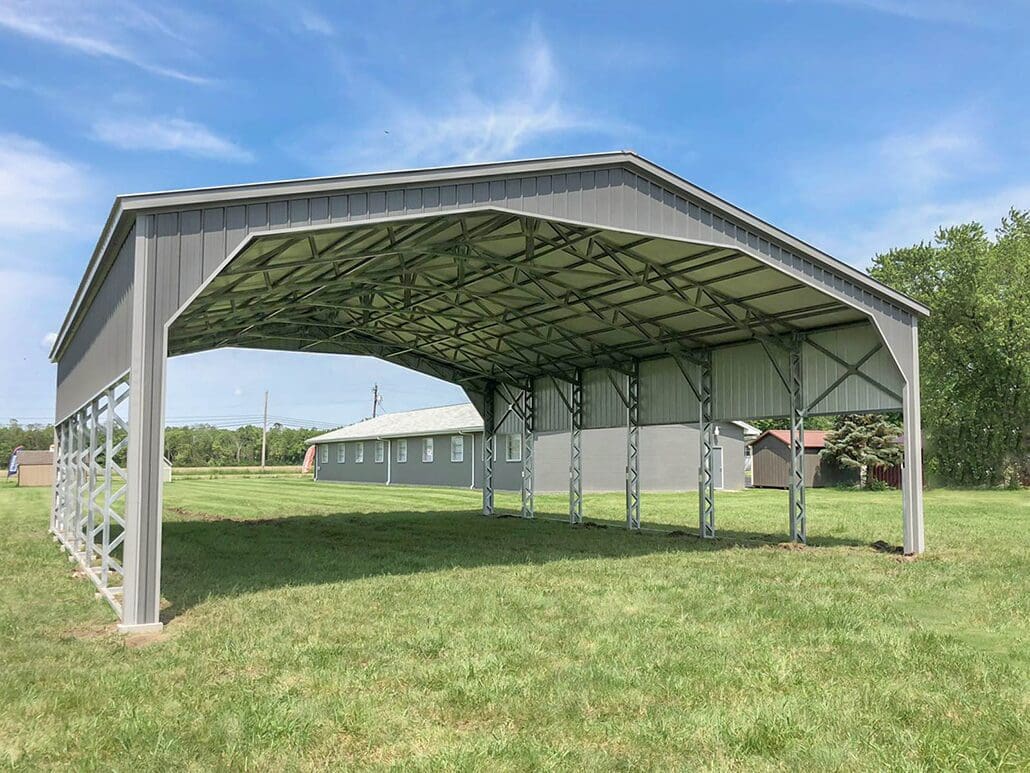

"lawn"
[0,478,1027,770]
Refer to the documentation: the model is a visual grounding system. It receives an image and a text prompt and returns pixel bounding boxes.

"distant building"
[307,404,758,492]
[748,430,859,488]
[16,449,54,487]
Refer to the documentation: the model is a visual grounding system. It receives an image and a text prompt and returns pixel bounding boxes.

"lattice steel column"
[699,350,716,539]
[521,382,535,519]
[482,381,495,516]
[626,362,641,530]
[789,340,807,543]
[569,370,583,525]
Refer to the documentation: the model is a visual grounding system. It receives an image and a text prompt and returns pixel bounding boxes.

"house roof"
[16,449,53,465]
[751,429,830,449]
[308,404,761,445]
[307,403,483,444]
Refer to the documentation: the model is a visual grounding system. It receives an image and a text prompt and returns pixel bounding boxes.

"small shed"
[749,430,858,488]
[16,449,54,487]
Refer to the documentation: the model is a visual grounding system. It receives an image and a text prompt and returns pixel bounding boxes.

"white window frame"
[354,442,364,463]
[505,433,522,463]
[422,437,434,463]
[336,444,345,463]
[319,444,328,464]
[397,438,407,463]
[450,435,464,462]
[374,440,385,463]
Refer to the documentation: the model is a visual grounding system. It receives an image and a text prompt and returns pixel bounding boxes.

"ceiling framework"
[169,211,863,392]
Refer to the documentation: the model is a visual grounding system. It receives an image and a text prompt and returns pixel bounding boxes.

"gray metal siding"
[750,436,860,488]
[55,228,135,421]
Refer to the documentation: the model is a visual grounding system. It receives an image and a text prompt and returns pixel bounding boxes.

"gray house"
[308,404,757,492]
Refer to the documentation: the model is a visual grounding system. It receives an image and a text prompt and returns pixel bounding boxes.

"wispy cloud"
[786,116,1027,264]
[92,116,254,162]
[0,0,211,84]
[320,27,614,171]
[297,9,334,36]
[0,134,94,233]
[776,0,998,25]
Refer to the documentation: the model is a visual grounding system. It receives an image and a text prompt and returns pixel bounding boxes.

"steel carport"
[49,152,929,632]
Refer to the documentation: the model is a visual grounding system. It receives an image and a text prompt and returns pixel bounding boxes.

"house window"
[354,442,364,463]
[451,435,464,462]
[505,433,522,462]
[375,441,385,463]
[422,437,434,463]
[397,438,407,463]
[319,445,328,464]
[336,444,345,463]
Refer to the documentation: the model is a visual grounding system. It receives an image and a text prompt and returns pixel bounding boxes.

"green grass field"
[0,478,1027,770]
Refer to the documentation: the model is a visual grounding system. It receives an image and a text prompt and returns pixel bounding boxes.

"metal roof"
[306,403,482,444]
[307,403,760,445]
[49,151,928,363]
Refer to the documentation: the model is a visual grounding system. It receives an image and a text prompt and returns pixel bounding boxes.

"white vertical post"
[482,382,495,515]
[121,214,167,633]
[902,323,925,554]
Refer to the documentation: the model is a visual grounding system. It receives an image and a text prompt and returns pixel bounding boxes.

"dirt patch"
[777,541,806,551]
[123,631,170,648]
[166,505,229,522]
[579,521,609,530]
[62,622,112,641]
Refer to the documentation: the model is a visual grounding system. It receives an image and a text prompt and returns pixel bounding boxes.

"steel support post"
[788,340,807,543]
[699,351,716,539]
[482,381,495,516]
[521,382,535,519]
[901,323,926,555]
[626,362,641,530]
[86,398,99,565]
[121,214,166,633]
[569,370,583,524]
[69,411,82,551]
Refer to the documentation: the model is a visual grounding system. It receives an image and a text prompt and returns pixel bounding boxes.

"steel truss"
[625,363,641,529]
[520,382,535,519]
[482,381,496,516]
[699,350,716,539]
[788,340,807,543]
[569,370,583,525]
[51,375,130,616]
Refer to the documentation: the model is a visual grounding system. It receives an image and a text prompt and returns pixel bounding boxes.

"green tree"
[871,211,1030,486]
[821,414,903,488]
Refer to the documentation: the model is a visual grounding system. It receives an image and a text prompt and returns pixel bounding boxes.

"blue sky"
[1,0,1028,428]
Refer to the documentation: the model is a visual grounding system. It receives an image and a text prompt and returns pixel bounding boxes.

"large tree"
[821,413,903,487]
[870,211,1030,486]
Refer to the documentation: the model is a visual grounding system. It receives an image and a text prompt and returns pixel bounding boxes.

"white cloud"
[298,9,334,36]
[92,116,253,162]
[40,332,58,350]
[322,28,610,171]
[0,134,94,233]
[0,0,211,84]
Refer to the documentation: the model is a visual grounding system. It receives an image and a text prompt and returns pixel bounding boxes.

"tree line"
[2,421,318,468]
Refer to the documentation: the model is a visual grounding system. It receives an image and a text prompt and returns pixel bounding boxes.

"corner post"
[120,213,167,633]
[482,381,495,516]
[788,338,807,543]
[569,370,583,524]
[626,361,641,529]
[902,323,925,554]
[699,350,716,538]
[521,381,535,519]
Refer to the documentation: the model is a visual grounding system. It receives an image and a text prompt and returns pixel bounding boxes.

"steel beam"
[521,382,535,519]
[626,361,641,530]
[789,339,807,543]
[901,323,926,554]
[482,381,495,516]
[699,350,716,538]
[569,370,583,525]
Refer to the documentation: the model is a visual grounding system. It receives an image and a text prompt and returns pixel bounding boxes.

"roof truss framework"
[48,153,928,633]
[168,211,863,394]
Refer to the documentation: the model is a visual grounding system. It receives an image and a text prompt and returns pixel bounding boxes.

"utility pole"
[261,390,269,470]
[372,384,382,418]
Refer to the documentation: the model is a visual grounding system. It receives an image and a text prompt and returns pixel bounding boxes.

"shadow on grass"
[159,507,869,622]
